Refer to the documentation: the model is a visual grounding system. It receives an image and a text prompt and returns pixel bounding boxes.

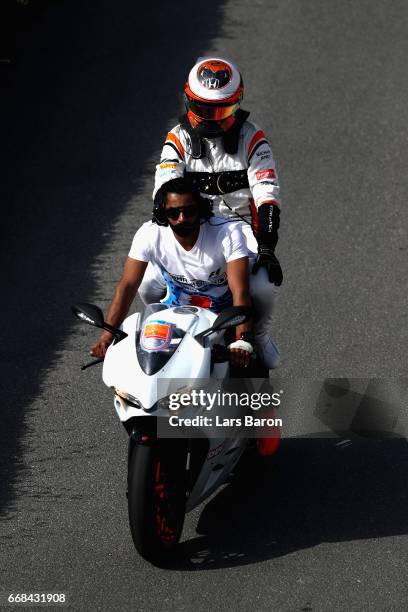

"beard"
[171,219,200,237]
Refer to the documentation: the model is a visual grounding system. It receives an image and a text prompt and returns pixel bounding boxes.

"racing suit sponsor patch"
[160,162,178,169]
[256,149,271,158]
[157,161,181,180]
[256,169,276,180]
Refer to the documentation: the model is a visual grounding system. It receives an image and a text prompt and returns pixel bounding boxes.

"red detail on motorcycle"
[256,407,281,456]
[256,436,281,457]
[189,295,213,308]
[154,459,178,545]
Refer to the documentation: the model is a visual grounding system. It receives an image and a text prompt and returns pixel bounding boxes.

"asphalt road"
[1,1,408,610]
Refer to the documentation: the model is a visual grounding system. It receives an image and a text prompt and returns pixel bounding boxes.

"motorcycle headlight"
[114,387,141,408]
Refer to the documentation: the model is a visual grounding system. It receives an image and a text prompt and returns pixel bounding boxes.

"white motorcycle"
[72,301,270,564]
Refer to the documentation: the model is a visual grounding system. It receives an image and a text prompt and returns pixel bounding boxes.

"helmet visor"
[187,97,240,120]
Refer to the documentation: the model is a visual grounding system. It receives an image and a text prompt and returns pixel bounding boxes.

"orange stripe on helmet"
[165,132,185,160]
[247,130,266,158]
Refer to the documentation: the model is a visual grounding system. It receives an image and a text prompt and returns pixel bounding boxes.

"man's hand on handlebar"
[228,337,254,369]
[90,332,113,358]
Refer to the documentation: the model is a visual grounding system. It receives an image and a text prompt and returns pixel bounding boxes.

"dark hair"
[152,176,213,226]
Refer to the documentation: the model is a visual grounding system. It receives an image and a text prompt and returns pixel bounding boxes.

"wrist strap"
[228,339,254,353]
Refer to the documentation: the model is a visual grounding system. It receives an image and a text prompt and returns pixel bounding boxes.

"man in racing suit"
[149,57,282,369]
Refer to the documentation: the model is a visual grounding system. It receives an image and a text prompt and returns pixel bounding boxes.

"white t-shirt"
[129,218,248,312]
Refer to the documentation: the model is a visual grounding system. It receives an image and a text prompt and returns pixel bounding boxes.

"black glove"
[252,247,283,286]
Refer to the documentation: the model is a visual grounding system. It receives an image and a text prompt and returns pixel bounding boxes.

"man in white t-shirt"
[91,177,254,368]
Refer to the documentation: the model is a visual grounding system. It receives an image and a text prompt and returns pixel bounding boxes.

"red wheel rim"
[154,460,178,545]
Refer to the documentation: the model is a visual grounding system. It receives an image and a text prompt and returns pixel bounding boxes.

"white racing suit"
[142,112,281,368]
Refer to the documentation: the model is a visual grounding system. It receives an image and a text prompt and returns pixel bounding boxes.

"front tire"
[127,439,187,564]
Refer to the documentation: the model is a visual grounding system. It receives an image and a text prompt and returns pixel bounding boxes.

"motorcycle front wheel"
[127,439,187,565]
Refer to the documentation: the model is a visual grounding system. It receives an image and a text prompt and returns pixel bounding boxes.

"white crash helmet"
[184,57,244,122]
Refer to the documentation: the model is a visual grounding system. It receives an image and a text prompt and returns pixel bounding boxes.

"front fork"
[124,417,208,500]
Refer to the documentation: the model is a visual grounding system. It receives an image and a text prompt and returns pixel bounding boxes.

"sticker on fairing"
[141,320,174,351]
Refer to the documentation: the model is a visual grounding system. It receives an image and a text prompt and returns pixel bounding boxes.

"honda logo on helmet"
[198,61,232,90]
[205,77,221,89]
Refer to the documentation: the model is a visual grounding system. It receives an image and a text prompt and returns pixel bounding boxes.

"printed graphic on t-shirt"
[160,267,232,312]
[165,267,228,290]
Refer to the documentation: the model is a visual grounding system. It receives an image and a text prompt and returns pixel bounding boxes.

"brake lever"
[81,357,104,370]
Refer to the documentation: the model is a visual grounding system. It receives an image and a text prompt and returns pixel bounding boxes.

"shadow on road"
[0,0,226,512]
[173,437,408,569]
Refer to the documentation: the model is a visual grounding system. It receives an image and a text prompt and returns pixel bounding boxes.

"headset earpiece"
[152,189,169,226]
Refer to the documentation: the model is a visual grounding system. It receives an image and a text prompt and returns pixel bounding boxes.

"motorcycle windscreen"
[136,305,186,375]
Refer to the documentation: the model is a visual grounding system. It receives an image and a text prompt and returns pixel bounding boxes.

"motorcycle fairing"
[102,305,219,410]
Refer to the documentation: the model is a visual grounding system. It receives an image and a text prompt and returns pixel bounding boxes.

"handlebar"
[212,344,231,363]
[81,345,250,369]
[81,357,104,370]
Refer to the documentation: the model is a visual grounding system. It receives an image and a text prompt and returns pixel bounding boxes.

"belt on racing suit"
[186,170,249,195]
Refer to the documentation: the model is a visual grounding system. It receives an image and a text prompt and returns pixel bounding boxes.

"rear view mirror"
[72,303,105,328]
[195,306,251,344]
[71,302,127,341]
[212,306,252,331]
